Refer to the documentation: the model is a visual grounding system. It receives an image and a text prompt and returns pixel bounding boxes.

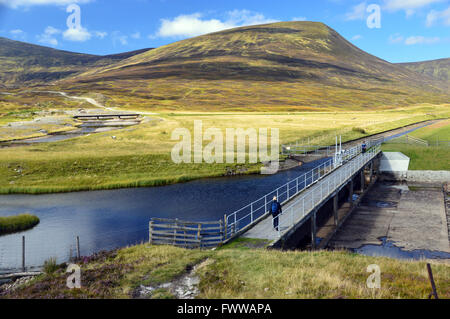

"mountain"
[398,58,450,83]
[59,21,448,111]
[0,37,151,87]
[3,22,449,110]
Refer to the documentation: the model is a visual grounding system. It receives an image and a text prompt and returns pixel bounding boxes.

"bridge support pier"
[369,161,373,182]
[333,195,338,227]
[349,180,354,204]
[360,170,365,192]
[311,210,317,250]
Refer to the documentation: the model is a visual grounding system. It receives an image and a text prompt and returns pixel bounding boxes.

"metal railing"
[281,144,335,157]
[388,135,429,146]
[225,138,382,239]
[275,144,381,237]
[225,158,335,238]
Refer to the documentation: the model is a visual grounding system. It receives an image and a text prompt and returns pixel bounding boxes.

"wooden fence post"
[22,236,25,272]
[149,220,153,244]
[224,214,228,241]
[174,219,178,245]
[198,223,202,249]
[427,263,439,299]
[76,236,80,259]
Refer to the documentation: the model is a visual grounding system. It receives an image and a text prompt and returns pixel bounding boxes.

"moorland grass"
[0,106,448,193]
[3,243,449,299]
[0,213,40,235]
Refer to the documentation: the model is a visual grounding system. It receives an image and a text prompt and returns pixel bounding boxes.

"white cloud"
[94,31,108,39]
[154,10,278,38]
[9,29,26,40]
[10,29,24,35]
[383,0,446,15]
[131,31,141,39]
[37,26,61,46]
[63,27,91,42]
[112,31,128,46]
[426,7,450,26]
[292,17,307,21]
[351,34,363,40]
[404,35,441,44]
[389,33,405,43]
[0,0,92,9]
[345,2,367,20]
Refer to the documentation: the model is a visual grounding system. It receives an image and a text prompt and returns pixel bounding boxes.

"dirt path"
[43,91,158,115]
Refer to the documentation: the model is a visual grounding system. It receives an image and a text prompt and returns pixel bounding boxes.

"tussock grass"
[3,243,449,299]
[0,213,40,235]
[43,257,59,275]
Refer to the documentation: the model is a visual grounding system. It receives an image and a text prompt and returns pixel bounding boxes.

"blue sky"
[0,0,449,63]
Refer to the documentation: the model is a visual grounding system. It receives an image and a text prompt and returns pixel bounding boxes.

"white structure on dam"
[380,152,410,172]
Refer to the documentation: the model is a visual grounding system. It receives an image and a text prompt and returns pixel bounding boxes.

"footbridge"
[223,139,382,249]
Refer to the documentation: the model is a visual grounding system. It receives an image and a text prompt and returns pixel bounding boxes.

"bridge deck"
[73,114,140,120]
[242,150,379,242]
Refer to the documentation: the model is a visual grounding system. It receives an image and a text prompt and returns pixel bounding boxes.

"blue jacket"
[271,201,282,216]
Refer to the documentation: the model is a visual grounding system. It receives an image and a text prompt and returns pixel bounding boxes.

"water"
[0,158,329,271]
[0,121,436,271]
[353,237,450,260]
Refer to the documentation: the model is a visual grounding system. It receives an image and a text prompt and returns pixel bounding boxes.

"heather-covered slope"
[0,37,150,87]
[58,21,449,111]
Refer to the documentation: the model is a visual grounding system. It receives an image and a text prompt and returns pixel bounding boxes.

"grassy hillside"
[2,242,449,299]
[58,21,450,111]
[0,37,151,87]
[399,58,450,84]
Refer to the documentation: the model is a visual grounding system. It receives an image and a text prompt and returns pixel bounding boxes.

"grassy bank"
[0,213,40,236]
[0,105,448,194]
[381,144,450,170]
[2,242,449,299]
[381,119,450,170]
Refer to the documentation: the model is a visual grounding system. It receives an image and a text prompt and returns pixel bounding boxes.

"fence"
[275,144,381,237]
[149,218,224,249]
[387,135,429,146]
[225,138,382,240]
[0,225,149,275]
[432,140,450,147]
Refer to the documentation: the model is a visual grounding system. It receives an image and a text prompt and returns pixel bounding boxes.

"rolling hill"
[398,58,450,83]
[59,21,449,111]
[2,22,449,111]
[0,37,150,87]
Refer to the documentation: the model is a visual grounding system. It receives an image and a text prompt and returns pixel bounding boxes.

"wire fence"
[386,135,450,147]
[0,225,149,275]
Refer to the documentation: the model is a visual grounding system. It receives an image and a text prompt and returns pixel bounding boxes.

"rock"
[0,276,34,294]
